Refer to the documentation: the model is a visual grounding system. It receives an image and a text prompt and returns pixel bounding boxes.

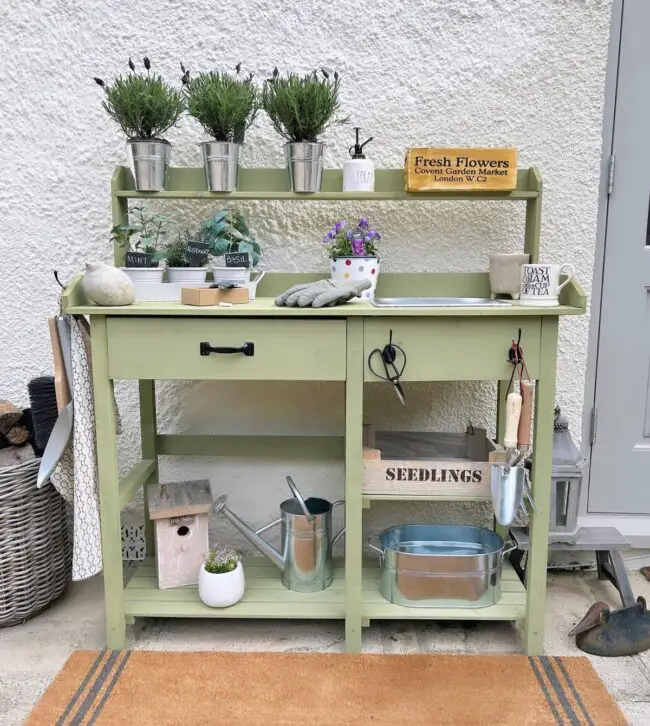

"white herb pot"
[198,561,245,608]
[330,257,380,300]
[211,266,251,286]
[167,267,208,284]
[120,267,165,283]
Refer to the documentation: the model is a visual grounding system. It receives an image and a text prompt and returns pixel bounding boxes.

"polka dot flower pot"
[330,257,380,299]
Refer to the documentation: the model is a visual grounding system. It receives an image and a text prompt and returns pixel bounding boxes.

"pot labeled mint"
[182,63,260,192]
[114,206,168,283]
[323,216,381,300]
[94,57,185,191]
[262,68,347,193]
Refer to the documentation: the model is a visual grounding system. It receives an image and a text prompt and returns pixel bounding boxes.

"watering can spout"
[213,494,285,571]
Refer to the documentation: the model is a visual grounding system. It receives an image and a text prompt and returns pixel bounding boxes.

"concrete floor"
[1,569,649,725]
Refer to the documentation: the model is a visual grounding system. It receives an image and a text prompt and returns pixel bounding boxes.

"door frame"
[580,0,650,546]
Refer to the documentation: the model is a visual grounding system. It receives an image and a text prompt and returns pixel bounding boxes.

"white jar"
[342,127,375,192]
[198,561,245,608]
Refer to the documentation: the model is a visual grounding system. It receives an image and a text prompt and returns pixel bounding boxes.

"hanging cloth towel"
[51,316,121,581]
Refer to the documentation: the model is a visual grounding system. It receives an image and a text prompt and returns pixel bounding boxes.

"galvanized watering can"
[213,476,345,592]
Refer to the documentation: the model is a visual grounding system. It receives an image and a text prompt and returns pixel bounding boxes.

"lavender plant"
[323,217,381,259]
[204,544,239,574]
[94,57,185,140]
[181,62,260,143]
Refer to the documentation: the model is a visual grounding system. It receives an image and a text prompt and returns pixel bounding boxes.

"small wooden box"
[181,287,249,306]
[405,147,518,192]
[362,427,504,498]
[147,479,214,589]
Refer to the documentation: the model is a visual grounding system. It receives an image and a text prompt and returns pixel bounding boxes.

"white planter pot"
[198,561,245,608]
[330,257,380,299]
[167,267,208,284]
[120,267,165,283]
[211,266,251,286]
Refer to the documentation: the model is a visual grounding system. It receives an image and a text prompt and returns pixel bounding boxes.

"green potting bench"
[62,166,585,654]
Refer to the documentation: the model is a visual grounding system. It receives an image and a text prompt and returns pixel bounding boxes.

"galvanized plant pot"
[126,139,171,192]
[200,141,241,192]
[285,141,325,193]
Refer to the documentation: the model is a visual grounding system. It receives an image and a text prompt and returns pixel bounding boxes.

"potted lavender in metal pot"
[181,62,260,192]
[94,58,185,191]
[263,68,347,193]
[198,544,245,608]
[323,216,381,299]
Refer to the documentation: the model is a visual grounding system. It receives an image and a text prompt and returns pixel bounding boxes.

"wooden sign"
[405,147,518,192]
[225,251,250,268]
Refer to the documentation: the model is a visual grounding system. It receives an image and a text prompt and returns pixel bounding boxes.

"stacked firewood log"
[0,400,36,468]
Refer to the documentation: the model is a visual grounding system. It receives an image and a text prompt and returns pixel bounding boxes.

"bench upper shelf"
[111,166,541,201]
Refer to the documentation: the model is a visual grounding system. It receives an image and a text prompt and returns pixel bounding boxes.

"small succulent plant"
[202,209,262,267]
[204,544,239,574]
[181,62,260,143]
[262,68,347,143]
[94,57,185,140]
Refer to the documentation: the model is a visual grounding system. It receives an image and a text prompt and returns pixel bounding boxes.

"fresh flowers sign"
[323,217,381,259]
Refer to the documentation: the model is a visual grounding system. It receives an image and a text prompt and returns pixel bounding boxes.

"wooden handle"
[48,317,70,411]
[517,381,535,448]
[504,391,522,449]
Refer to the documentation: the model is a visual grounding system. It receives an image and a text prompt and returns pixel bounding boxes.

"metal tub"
[369,524,515,608]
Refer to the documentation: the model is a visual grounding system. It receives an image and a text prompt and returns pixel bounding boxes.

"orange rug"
[27,650,626,725]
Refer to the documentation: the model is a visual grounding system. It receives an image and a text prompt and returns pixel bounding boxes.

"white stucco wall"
[1,1,612,552]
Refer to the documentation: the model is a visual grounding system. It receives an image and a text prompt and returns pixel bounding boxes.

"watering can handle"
[285,476,314,523]
[331,500,346,545]
[367,535,383,556]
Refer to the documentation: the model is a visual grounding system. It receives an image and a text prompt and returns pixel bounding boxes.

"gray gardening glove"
[309,279,372,308]
[275,280,332,307]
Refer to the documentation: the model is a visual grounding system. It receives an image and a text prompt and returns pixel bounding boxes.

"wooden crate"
[362,426,504,498]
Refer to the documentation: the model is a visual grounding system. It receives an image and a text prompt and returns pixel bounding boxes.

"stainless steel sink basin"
[370,297,512,308]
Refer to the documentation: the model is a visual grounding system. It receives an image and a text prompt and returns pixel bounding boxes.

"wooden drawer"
[106,318,347,380]
[363,318,541,382]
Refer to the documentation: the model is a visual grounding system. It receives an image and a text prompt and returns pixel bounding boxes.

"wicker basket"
[0,458,72,627]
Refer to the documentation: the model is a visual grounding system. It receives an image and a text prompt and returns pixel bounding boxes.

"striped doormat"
[27,650,626,725]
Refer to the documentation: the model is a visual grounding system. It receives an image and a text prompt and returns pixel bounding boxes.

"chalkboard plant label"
[405,147,518,192]
[162,231,211,284]
[225,251,250,268]
[125,251,153,268]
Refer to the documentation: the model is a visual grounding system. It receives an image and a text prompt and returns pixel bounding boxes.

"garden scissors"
[367,329,407,405]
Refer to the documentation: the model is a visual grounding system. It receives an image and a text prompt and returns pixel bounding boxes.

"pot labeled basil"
[113,206,168,282]
[182,63,260,192]
[324,216,381,299]
[94,58,184,191]
[263,68,347,192]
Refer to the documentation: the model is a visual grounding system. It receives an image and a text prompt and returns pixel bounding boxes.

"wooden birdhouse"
[147,479,213,589]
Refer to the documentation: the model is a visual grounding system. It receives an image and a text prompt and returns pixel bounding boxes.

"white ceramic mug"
[519,263,575,307]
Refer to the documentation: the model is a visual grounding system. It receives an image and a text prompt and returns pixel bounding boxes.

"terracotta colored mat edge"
[27,651,627,726]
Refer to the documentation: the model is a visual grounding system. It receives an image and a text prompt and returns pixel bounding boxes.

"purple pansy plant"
[323,216,381,259]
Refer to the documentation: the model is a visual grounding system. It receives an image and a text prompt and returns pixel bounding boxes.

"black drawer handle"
[200,342,255,357]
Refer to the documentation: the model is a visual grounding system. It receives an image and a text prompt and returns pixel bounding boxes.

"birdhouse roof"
[147,479,213,520]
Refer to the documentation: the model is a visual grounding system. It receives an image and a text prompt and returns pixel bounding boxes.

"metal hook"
[53,270,67,290]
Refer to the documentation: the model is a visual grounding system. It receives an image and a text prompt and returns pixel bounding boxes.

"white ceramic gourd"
[83,262,136,306]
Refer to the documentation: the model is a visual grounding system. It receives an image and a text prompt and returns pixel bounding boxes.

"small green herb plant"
[181,63,260,143]
[94,57,185,140]
[204,544,239,574]
[111,206,169,263]
[202,209,262,266]
[262,68,347,143]
[162,227,211,267]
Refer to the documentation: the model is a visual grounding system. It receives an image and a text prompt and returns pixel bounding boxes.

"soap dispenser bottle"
[343,127,375,192]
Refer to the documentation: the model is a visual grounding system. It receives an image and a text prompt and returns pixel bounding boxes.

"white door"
[589,0,650,514]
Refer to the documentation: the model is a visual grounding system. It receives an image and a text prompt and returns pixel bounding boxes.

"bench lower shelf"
[124,558,526,622]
